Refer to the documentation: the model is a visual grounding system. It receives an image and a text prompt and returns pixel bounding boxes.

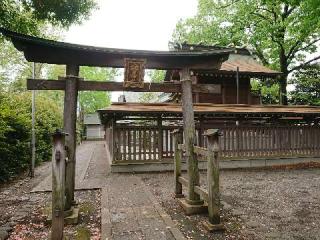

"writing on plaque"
[124,58,146,88]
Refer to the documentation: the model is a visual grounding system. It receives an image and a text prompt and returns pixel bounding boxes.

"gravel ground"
[140,168,320,240]
[0,162,101,240]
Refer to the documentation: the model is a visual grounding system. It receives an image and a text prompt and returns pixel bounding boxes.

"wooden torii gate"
[0,28,235,237]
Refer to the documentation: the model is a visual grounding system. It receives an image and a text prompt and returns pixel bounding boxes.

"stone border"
[141,178,187,240]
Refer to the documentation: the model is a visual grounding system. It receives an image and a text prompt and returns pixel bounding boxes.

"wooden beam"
[27,78,221,94]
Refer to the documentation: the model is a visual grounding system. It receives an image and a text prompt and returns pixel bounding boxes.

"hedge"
[0,91,62,182]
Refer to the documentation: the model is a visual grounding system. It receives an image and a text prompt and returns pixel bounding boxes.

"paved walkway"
[32,141,185,240]
[32,141,108,192]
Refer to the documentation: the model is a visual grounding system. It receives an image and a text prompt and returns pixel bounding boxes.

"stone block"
[178,198,207,215]
[47,206,79,225]
[202,221,225,232]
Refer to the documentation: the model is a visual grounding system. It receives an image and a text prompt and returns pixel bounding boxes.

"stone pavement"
[101,174,185,240]
[32,141,185,240]
[31,141,108,192]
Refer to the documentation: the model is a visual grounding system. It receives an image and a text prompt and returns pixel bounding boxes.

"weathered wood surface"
[181,68,202,204]
[64,65,79,211]
[113,126,175,163]
[173,129,183,197]
[51,130,67,240]
[109,124,320,164]
[27,78,221,93]
[205,129,221,225]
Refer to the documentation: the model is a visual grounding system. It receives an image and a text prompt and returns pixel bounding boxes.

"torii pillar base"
[178,198,207,215]
[202,221,225,232]
[47,206,79,225]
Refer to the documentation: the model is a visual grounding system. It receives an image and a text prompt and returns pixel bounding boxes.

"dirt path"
[0,141,106,239]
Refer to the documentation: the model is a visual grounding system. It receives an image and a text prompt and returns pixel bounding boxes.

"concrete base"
[178,198,207,215]
[111,157,320,173]
[202,221,225,232]
[47,206,79,225]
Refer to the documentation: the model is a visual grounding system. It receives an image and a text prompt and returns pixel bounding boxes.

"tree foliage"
[79,66,118,113]
[0,0,97,35]
[0,91,62,182]
[173,0,320,104]
[138,70,165,103]
[289,64,320,105]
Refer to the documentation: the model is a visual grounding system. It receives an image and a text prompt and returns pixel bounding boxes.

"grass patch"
[76,226,91,240]
[79,202,94,215]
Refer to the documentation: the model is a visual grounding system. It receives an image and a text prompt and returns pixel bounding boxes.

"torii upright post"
[64,64,79,210]
[179,68,206,215]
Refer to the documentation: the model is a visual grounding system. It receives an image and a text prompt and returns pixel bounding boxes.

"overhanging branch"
[289,55,320,73]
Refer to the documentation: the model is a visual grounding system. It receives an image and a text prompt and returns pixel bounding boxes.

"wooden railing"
[112,126,175,163]
[174,129,224,229]
[111,125,320,163]
[215,126,320,158]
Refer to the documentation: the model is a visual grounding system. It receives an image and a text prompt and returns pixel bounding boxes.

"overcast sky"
[65,0,197,50]
[65,0,197,101]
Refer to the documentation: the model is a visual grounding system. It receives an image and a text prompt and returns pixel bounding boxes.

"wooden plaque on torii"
[124,58,146,88]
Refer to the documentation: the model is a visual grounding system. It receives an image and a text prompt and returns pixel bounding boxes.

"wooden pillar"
[158,116,163,159]
[173,129,183,198]
[112,117,118,162]
[51,129,67,240]
[180,68,202,205]
[203,129,224,231]
[222,82,226,104]
[64,64,79,210]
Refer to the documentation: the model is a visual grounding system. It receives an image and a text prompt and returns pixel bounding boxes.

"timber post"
[173,129,183,198]
[180,68,203,206]
[51,129,67,240]
[64,64,79,210]
[203,129,224,231]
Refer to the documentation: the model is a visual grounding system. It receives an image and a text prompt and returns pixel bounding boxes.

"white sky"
[65,0,197,101]
[65,0,197,50]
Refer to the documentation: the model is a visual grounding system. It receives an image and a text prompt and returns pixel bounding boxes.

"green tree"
[0,91,62,182]
[138,70,165,103]
[289,64,320,105]
[0,0,96,35]
[173,0,320,104]
[79,66,118,113]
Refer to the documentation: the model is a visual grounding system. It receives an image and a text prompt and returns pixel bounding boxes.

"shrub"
[0,91,62,182]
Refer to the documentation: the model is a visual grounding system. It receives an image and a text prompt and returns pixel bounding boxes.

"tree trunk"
[279,47,288,105]
[280,73,288,105]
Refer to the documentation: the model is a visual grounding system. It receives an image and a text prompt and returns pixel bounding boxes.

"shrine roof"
[98,103,320,119]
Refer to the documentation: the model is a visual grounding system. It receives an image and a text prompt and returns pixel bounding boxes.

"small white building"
[83,113,105,140]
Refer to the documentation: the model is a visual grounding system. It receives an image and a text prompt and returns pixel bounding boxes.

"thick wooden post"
[64,64,79,210]
[203,129,224,231]
[112,118,119,162]
[173,129,183,198]
[180,68,202,205]
[51,129,67,240]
